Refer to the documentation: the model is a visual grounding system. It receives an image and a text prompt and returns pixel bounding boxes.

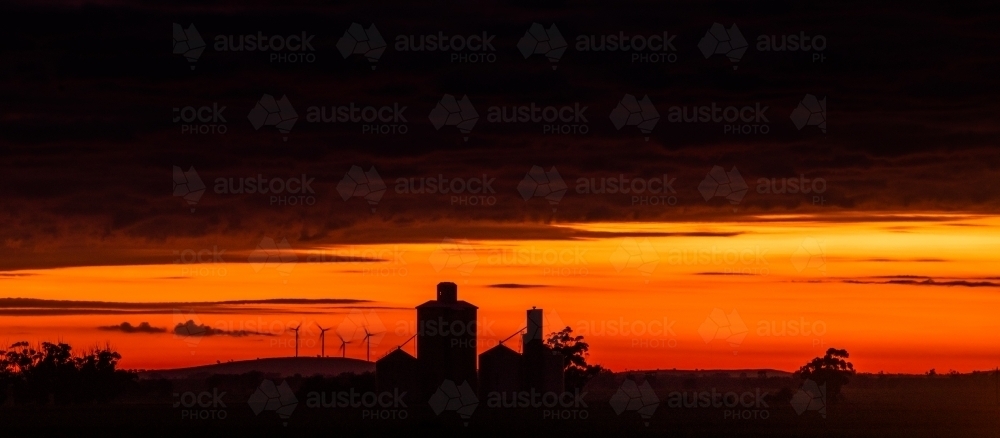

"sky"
[1,0,999,373]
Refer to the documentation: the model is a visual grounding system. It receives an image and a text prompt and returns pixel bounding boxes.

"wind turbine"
[336,332,351,358]
[362,325,384,362]
[290,323,302,357]
[316,323,331,357]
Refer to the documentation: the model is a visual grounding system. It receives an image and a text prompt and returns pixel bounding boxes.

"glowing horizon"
[2,213,998,374]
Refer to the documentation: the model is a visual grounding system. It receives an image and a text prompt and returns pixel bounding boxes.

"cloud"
[173,320,272,337]
[693,272,754,276]
[859,258,947,263]
[98,322,166,333]
[2,2,999,272]
[843,278,1000,288]
[487,283,548,289]
[0,298,375,316]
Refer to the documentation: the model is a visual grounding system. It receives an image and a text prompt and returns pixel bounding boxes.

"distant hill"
[138,357,374,380]
[616,368,794,378]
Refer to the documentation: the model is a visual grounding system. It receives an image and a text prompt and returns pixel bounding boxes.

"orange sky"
[2,213,999,374]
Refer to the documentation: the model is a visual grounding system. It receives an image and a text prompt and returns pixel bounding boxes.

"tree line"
[0,341,137,404]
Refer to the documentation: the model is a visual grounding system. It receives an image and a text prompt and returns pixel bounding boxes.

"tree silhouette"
[545,327,604,390]
[795,347,855,402]
[0,341,136,404]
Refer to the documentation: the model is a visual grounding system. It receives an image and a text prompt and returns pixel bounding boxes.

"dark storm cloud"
[1,1,998,270]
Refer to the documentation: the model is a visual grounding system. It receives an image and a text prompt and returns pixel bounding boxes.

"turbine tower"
[290,323,302,357]
[317,323,331,357]
[362,325,383,362]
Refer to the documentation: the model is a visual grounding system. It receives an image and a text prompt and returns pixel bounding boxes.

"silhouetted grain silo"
[478,343,521,396]
[521,308,565,394]
[416,282,478,395]
[375,348,419,402]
